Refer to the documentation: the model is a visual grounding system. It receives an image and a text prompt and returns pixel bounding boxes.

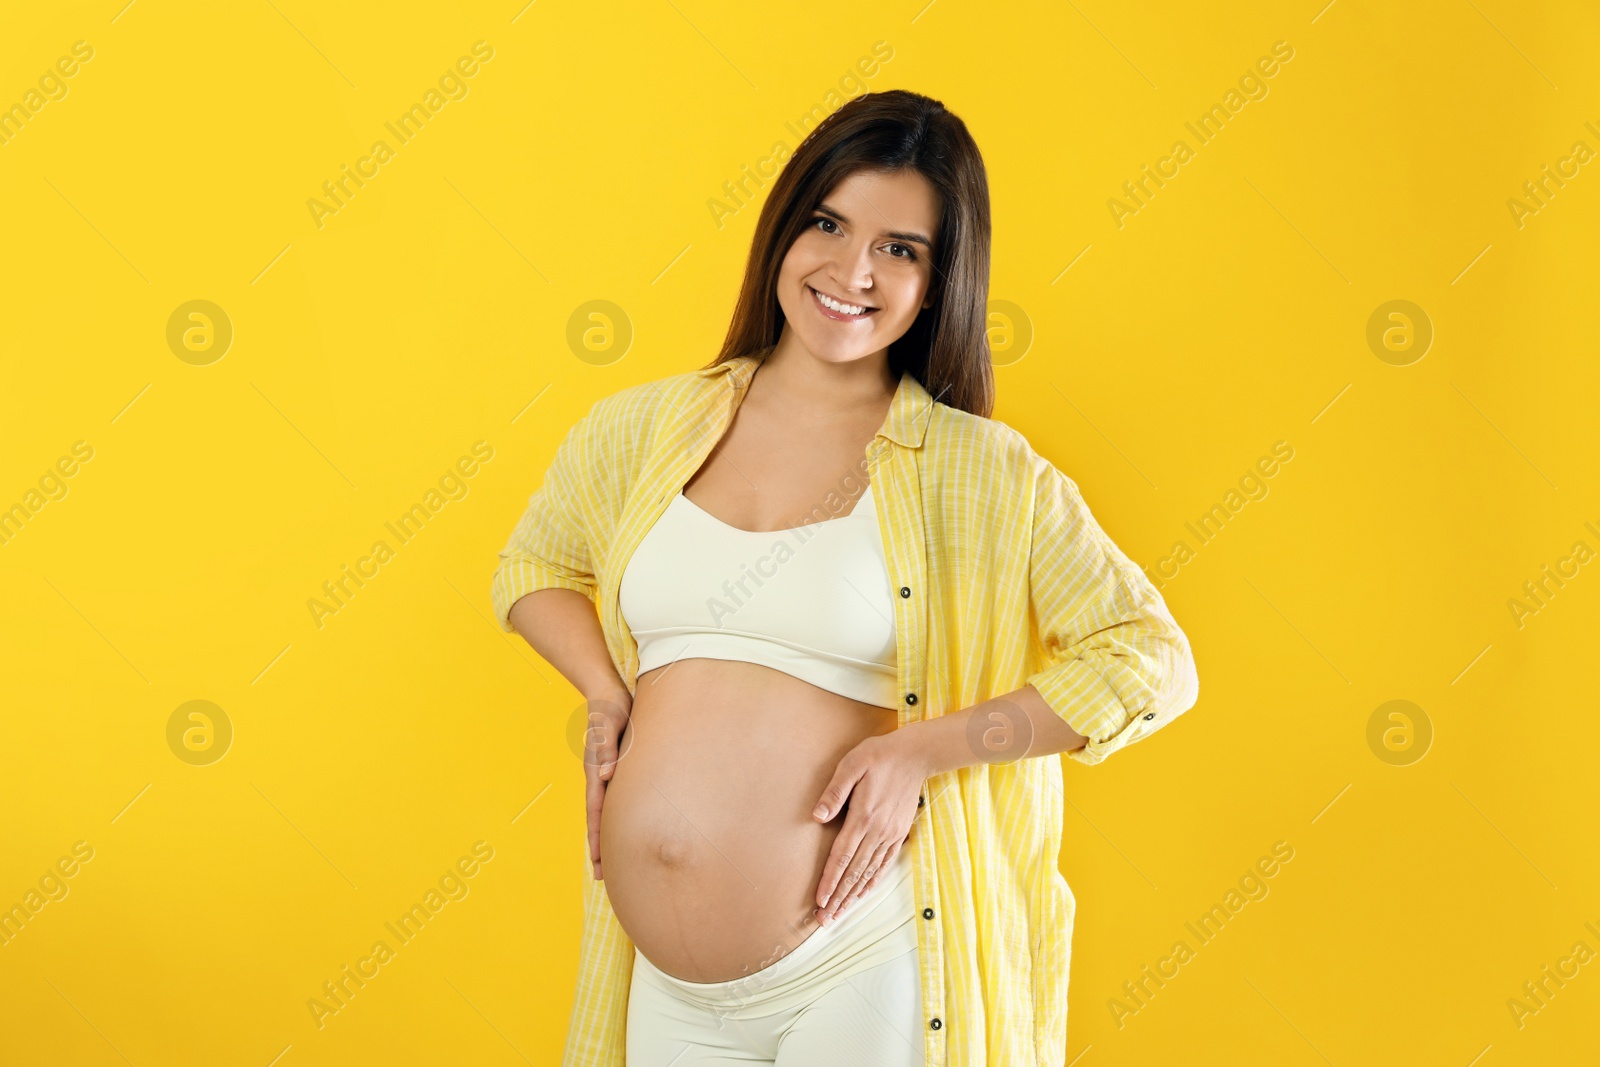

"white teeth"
[813,287,869,316]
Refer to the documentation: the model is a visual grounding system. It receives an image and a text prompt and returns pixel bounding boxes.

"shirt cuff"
[1025,642,1195,767]
[491,557,596,632]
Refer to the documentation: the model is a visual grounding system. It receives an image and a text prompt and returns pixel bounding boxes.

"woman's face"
[775,168,942,367]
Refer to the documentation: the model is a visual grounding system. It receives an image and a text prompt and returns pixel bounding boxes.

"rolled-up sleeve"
[1022,457,1199,766]
[491,410,600,631]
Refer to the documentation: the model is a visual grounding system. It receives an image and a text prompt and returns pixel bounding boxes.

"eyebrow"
[813,203,934,248]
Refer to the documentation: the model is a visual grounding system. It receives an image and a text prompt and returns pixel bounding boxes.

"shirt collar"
[700,353,934,449]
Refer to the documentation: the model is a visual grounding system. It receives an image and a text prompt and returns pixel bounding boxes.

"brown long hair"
[704,89,994,418]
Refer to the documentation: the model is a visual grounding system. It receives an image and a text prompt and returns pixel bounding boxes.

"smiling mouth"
[808,285,879,320]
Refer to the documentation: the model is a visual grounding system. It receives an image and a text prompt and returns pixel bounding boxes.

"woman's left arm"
[805,686,1086,927]
[808,454,1200,926]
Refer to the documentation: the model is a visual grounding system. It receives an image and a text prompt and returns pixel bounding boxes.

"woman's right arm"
[493,405,628,698]
[493,404,632,880]
[508,589,631,882]
[506,588,627,703]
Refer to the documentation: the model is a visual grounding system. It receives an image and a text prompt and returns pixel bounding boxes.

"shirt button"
[930,1018,942,1030]
[917,794,925,808]
[1143,713,1155,720]
[906,693,917,705]
[899,586,911,597]
[922,907,934,919]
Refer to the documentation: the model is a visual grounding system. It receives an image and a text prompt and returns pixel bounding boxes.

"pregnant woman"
[492,90,1200,1066]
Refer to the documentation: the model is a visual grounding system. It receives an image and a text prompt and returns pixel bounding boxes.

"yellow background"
[2,0,1597,1063]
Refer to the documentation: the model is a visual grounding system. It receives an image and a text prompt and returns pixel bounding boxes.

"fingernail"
[814,805,828,820]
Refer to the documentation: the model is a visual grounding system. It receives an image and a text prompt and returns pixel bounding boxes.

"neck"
[756,337,898,415]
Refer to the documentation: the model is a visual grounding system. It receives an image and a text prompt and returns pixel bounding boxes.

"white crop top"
[618,482,899,709]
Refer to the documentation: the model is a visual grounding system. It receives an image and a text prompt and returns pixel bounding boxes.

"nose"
[828,237,875,295]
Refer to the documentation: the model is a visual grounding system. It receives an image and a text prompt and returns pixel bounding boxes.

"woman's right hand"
[582,688,633,881]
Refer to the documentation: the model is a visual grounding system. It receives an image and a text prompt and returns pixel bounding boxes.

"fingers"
[583,692,631,782]
[581,695,630,882]
[813,754,864,822]
[838,843,888,913]
[816,815,864,909]
[818,838,889,926]
[856,841,898,902]
[588,712,620,781]
[585,755,606,880]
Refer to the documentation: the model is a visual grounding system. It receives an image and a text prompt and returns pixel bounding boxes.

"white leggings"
[625,846,924,1066]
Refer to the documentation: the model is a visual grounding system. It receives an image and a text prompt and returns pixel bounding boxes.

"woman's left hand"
[810,731,927,927]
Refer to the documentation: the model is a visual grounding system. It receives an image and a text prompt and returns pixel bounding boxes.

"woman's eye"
[811,218,917,261]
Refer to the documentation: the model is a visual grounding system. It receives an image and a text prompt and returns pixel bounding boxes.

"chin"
[799,332,880,365]
[781,311,877,363]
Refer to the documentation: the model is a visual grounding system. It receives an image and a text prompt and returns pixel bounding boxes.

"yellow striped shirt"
[491,353,1200,1065]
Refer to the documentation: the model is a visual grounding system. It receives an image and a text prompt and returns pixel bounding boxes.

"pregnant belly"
[598,658,899,984]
